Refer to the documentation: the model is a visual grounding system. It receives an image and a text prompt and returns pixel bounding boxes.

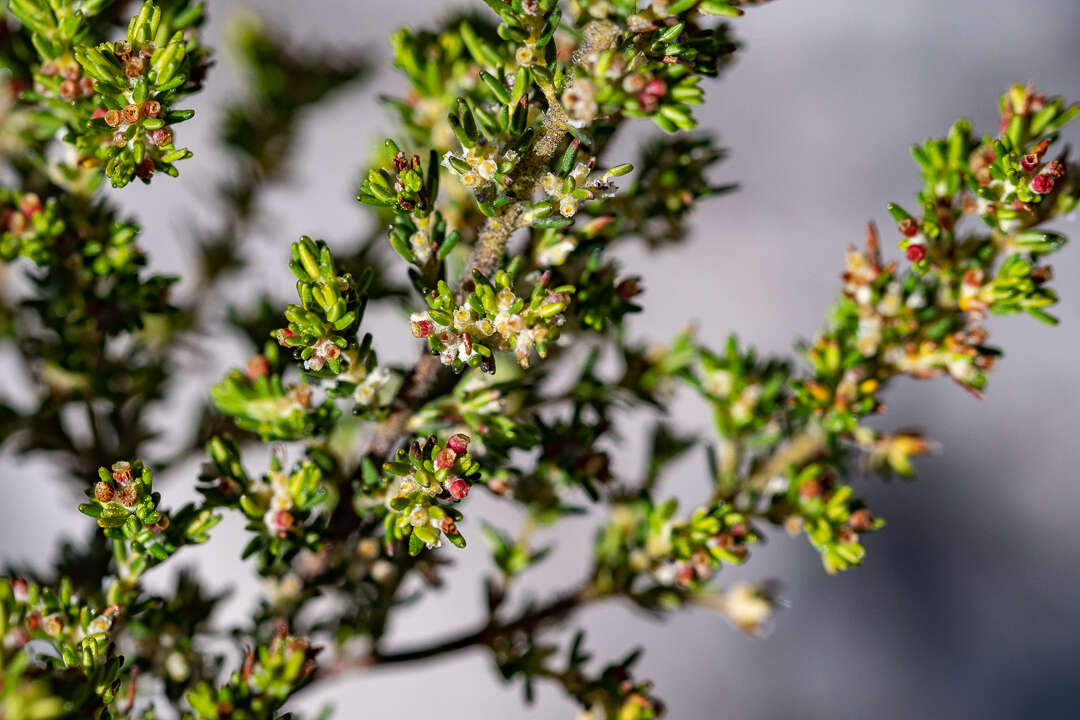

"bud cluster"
[279,236,369,376]
[202,437,329,565]
[0,575,127,715]
[594,497,759,600]
[8,1,208,187]
[184,628,319,719]
[764,463,885,575]
[379,434,478,555]
[412,265,573,372]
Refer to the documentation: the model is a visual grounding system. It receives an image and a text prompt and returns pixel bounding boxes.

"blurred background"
[4,0,1080,717]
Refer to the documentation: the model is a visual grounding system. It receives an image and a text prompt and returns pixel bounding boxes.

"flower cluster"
[200,437,329,567]
[764,463,885,574]
[532,159,632,221]
[378,434,478,555]
[563,0,742,132]
[184,628,319,720]
[12,0,208,187]
[278,236,369,376]
[0,190,63,264]
[79,460,219,596]
[0,576,127,718]
[594,497,760,602]
[412,265,574,372]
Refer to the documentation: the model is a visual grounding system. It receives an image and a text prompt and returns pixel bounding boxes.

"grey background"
[4,1,1080,718]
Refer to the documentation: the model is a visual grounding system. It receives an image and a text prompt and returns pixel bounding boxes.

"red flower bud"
[905,243,927,262]
[12,577,29,603]
[1020,153,1040,172]
[435,447,456,469]
[1030,174,1055,194]
[18,194,41,218]
[246,355,269,381]
[135,158,154,181]
[275,327,300,345]
[91,108,107,120]
[59,79,78,101]
[271,509,294,533]
[897,218,919,237]
[447,433,470,455]
[149,127,173,147]
[849,508,874,532]
[448,479,470,500]
[643,78,667,97]
[411,319,435,338]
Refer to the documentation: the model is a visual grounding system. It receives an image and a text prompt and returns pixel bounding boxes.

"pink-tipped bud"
[435,447,457,469]
[447,433,470,455]
[643,78,667,97]
[897,218,919,237]
[411,319,435,338]
[448,479,470,500]
[18,193,41,218]
[275,327,299,345]
[905,244,926,262]
[271,509,294,534]
[12,577,29,603]
[149,127,173,147]
[1030,173,1055,194]
[1020,153,1040,172]
[246,355,269,381]
[91,108,107,120]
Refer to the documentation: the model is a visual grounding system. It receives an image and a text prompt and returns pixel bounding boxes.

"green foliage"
[0,1,1074,718]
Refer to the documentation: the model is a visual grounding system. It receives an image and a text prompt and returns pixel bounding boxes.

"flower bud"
[149,127,173,147]
[897,218,919,237]
[435,448,456,469]
[447,433,470,455]
[42,614,63,636]
[143,100,162,118]
[59,80,78,101]
[849,508,874,532]
[905,244,926,262]
[269,509,294,534]
[104,109,122,127]
[799,478,822,499]
[441,517,458,535]
[94,481,115,503]
[246,355,269,380]
[1030,174,1055,194]
[117,483,139,507]
[111,461,133,483]
[135,158,155,180]
[18,194,41,217]
[120,104,141,125]
[124,57,144,78]
[448,479,470,500]
[12,577,29,603]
